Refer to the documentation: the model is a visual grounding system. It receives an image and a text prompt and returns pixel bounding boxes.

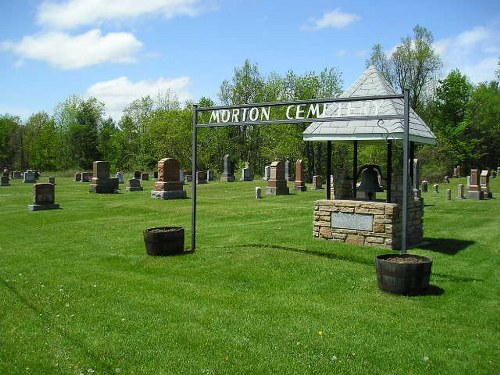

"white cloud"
[303,8,360,31]
[4,29,142,69]
[86,76,193,120]
[433,24,499,83]
[37,0,205,29]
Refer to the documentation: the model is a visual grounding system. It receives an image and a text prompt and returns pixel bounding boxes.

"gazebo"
[303,66,436,250]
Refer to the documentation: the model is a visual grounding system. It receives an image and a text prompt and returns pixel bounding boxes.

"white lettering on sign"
[210,106,271,124]
[208,100,383,124]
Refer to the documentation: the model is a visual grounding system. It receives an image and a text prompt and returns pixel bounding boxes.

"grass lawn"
[1,174,499,374]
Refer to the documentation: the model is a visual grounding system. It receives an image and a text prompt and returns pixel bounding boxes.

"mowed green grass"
[0,175,498,374]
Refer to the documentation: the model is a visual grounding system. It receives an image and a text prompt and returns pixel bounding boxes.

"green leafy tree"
[0,114,23,170]
[367,25,442,111]
[23,112,61,171]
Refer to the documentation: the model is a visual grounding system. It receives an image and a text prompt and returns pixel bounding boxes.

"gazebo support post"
[402,90,410,254]
[352,140,358,198]
[191,105,198,252]
[386,140,392,203]
[326,141,332,200]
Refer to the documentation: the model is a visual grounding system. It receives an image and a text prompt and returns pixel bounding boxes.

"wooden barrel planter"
[144,227,185,256]
[375,254,432,295]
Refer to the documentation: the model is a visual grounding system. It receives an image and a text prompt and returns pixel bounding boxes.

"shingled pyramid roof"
[303,65,436,144]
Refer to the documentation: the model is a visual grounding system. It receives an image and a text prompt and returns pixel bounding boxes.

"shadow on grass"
[234,243,373,266]
[420,237,475,255]
[421,284,445,296]
[0,277,116,374]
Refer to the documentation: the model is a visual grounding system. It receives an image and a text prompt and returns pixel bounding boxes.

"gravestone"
[312,175,323,190]
[443,176,450,183]
[221,154,235,182]
[266,161,289,195]
[153,171,159,179]
[412,159,421,197]
[255,186,262,199]
[23,170,36,183]
[284,160,293,182]
[421,180,428,193]
[126,178,143,191]
[263,165,270,181]
[456,165,461,178]
[13,171,22,179]
[241,162,253,181]
[466,175,471,189]
[446,189,451,200]
[1,176,10,186]
[81,172,93,182]
[467,169,484,200]
[331,169,352,199]
[294,159,307,192]
[134,171,141,179]
[48,176,55,184]
[480,170,492,198]
[141,172,149,181]
[115,172,124,184]
[457,184,465,199]
[28,183,59,211]
[185,174,192,182]
[452,167,458,178]
[151,158,186,199]
[207,170,215,181]
[89,161,119,193]
[497,167,500,176]
[74,172,82,182]
[196,171,208,184]
[179,170,185,184]
[433,184,439,193]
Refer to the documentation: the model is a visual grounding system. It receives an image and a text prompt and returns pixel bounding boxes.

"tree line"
[1,25,499,181]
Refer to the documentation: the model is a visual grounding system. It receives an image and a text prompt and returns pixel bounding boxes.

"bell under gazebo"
[303,66,436,250]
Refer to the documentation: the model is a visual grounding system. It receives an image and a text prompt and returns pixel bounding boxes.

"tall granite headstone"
[89,161,119,193]
[468,169,483,200]
[294,159,307,192]
[151,158,186,199]
[480,170,492,198]
[1,176,10,186]
[266,161,289,195]
[263,165,270,181]
[221,154,235,182]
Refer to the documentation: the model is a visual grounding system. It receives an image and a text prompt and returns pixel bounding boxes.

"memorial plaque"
[331,212,373,231]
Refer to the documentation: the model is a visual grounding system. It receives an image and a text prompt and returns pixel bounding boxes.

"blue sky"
[0,0,499,121]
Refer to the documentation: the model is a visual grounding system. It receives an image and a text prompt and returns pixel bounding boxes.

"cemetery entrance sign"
[192,92,412,252]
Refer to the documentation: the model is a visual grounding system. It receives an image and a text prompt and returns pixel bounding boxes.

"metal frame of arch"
[191,91,410,253]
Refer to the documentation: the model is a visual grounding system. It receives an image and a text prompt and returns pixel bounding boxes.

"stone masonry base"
[313,199,423,250]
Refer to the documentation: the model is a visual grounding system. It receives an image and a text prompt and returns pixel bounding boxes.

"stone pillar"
[294,159,307,192]
[480,170,492,198]
[446,189,451,200]
[266,161,289,195]
[221,154,235,182]
[457,184,464,199]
